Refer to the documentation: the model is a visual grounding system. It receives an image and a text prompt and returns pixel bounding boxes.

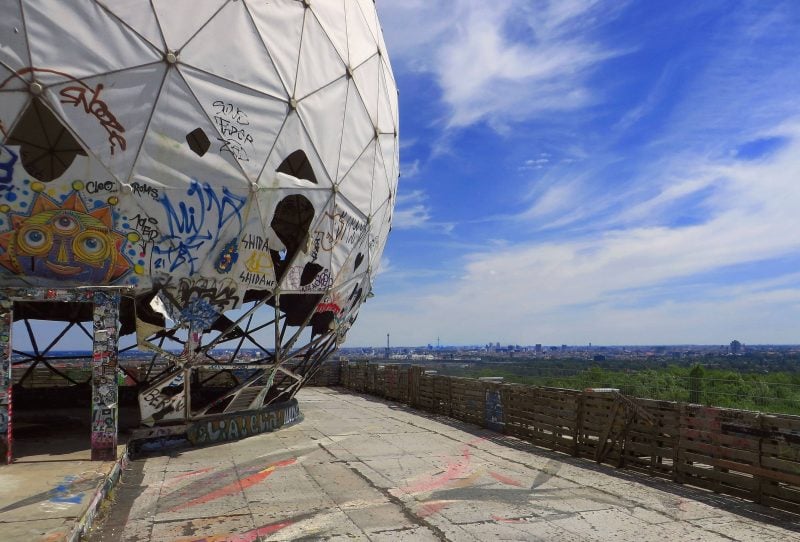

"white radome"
[0,1,399,348]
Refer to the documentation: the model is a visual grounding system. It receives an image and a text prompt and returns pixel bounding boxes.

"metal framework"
[0,286,342,463]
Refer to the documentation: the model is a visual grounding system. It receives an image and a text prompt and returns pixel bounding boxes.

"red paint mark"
[491,514,527,524]
[316,302,342,314]
[169,459,295,512]
[166,467,215,485]
[489,471,524,487]
[417,501,448,518]
[184,519,294,542]
[402,448,471,494]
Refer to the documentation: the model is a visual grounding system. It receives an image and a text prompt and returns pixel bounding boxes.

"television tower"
[386,333,390,358]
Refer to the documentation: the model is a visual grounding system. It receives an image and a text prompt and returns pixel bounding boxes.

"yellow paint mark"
[107,196,119,205]
[245,251,272,273]
[31,181,44,193]
[127,232,140,243]
[72,180,84,191]
[0,205,9,213]
[134,264,145,275]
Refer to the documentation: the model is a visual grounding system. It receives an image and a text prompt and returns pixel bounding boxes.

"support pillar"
[0,300,12,464]
[91,292,120,461]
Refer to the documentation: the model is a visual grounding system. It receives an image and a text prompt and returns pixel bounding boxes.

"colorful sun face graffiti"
[0,185,133,283]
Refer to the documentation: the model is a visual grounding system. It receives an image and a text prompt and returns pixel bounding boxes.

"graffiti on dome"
[59,82,127,155]
[0,145,17,187]
[212,100,254,162]
[0,183,136,283]
[153,180,247,275]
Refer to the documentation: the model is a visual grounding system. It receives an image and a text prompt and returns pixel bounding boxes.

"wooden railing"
[337,361,800,515]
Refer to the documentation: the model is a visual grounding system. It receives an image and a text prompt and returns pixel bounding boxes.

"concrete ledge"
[128,399,302,455]
[68,452,127,542]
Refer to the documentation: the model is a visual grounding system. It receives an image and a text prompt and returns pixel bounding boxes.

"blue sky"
[345,0,800,347]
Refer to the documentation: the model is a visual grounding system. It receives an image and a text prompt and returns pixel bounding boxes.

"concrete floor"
[0,409,126,542]
[84,387,800,541]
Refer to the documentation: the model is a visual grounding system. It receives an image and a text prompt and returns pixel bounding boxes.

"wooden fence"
[337,361,800,515]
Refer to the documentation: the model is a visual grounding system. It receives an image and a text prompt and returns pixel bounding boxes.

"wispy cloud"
[379,0,622,129]
[392,190,454,233]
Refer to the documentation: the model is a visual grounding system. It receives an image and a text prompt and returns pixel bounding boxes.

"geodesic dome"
[0,0,398,425]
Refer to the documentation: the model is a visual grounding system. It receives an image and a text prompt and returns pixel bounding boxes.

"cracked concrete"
[89,388,800,541]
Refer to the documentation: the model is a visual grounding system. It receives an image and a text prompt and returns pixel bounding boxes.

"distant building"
[730,340,743,354]
[535,344,542,354]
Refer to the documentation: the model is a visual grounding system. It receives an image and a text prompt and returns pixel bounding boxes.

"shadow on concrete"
[331,387,800,533]
[11,405,139,462]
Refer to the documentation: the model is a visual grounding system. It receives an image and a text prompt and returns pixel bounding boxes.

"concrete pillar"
[0,300,12,464]
[91,292,120,461]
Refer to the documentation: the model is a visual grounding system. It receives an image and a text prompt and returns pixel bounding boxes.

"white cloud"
[392,189,454,233]
[400,158,421,179]
[392,204,431,229]
[378,0,621,129]
[349,122,800,346]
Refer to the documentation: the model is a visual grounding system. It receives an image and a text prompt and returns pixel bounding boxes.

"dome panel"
[297,76,348,187]
[0,91,30,144]
[351,54,381,130]
[337,78,375,183]
[371,140,391,214]
[382,60,399,136]
[180,1,286,101]
[377,133,398,194]
[295,8,346,100]
[309,0,348,66]
[24,0,160,84]
[97,0,165,51]
[259,110,333,189]
[377,64,397,134]
[345,0,379,69]
[0,2,31,74]
[247,0,305,98]
[337,139,376,213]
[152,0,228,52]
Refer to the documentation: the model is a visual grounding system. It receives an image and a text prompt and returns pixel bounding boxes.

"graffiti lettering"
[59,83,126,154]
[212,100,253,162]
[240,233,270,252]
[130,181,158,200]
[285,266,331,291]
[0,145,18,187]
[140,372,185,426]
[188,402,300,445]
[129,213,159,254]
[84,180,115,194]
[154,181,247,274]
[239,270,275,288]
[312,206,368,256]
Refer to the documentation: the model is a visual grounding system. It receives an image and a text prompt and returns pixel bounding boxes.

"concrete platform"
[88,388,800,541]
[0,410,126,542]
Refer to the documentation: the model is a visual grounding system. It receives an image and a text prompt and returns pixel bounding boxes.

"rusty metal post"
[91,291,120,461]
